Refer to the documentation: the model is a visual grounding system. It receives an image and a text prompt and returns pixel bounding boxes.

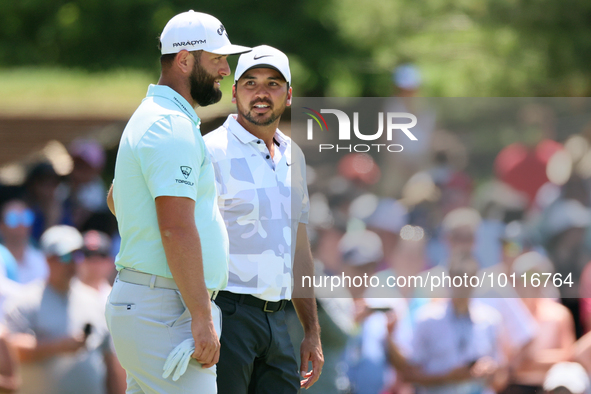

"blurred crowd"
[0,139,125,393]
[2,66,591,394]
[284,66,591,394]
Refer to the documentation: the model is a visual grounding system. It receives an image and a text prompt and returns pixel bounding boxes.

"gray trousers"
[106,277,222,393]
[215,293,300,394]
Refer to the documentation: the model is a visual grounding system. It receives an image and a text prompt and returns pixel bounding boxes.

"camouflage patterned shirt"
[204,115,309,301]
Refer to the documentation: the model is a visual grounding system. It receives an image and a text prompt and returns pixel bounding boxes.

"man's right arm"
[0,327,19,392]
[10,333,86,363]
[155,196,219,368]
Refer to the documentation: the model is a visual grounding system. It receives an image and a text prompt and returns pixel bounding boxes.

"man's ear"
[231,84,237,104]
[286,86,293,107]
[175,50,193,75]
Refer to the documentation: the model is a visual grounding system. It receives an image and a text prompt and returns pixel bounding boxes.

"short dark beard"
[189,54,222,107]
[240,99,283,126]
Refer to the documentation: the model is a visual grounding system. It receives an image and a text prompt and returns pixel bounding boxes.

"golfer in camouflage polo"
[203,45,324,393]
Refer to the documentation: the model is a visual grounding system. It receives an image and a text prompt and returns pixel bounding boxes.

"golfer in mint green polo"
[105,10,250,393]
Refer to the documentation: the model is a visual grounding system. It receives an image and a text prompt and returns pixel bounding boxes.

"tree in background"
[1,0,590,97]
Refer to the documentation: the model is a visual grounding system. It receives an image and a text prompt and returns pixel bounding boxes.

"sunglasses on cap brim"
[58,250,85,264]
[4,209,34,228]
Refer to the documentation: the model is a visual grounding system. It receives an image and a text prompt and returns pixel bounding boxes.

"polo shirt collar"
[146,84,201,127]
[225,114,283,146]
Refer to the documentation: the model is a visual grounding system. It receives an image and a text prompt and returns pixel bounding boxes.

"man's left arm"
[107,183,116,217]
[292,223,324,389]
[101,333,126,394]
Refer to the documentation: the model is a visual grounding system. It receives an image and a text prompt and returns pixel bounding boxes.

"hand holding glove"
[162,338,195,381]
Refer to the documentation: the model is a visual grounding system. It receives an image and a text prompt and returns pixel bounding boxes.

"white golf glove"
[162,338,195,381]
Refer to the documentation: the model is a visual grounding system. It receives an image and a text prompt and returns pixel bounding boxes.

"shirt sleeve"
[136,116,204,201]
[4,300,35,336]
[409,318,428,366]
[0,245,19,282]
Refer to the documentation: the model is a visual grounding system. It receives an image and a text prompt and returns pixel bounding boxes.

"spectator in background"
[0,200,48,284]
[339,229,383,300]
[504,252,576,394]
[442,207,481,258]
[365,198,408,269]
[494,104,563,207]
[4,225,124,394]
[337,153,382,191]
[77,230,115,306]
[0,324,19,392]
[475,221,538,365]
[541,199,591,298]
[311,183,357,276]
[379,64,437,196]
[0,244,18,282]
[542,362,590,394]
[337,229,394,394]
[426,206,481,271]
[0,275,21,323]
[386,253,507,394]
[22,162,69,242]
[64,139,108,229]
[541,198,591,337]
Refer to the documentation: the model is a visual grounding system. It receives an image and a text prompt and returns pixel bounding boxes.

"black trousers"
[216,293,300,394]
[501,384,543,394]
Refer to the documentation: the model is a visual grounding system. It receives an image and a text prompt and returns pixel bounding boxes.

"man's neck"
[236,116,281,154]
[157,75,196,108]
[48,280,71,295]
[452,298,470,315]
[5,241,26,262]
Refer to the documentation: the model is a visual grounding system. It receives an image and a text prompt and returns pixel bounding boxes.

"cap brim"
[234,65,291,85]
[210,44,252,55]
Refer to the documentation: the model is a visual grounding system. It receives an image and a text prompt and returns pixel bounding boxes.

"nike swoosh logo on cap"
[253,54,272,60]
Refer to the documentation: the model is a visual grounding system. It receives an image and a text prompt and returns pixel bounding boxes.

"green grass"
[0,67,236,118]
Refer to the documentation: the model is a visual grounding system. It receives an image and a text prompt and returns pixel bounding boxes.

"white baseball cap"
[234,45,291,84]
[543,362,590,394]
[41,225,83,257]
[365,198,408,234]
[338,230,383,266]
[160,10,251,55]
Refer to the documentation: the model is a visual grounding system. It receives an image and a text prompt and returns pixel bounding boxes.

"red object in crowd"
[494,139,563,205]
[338,153,381,186]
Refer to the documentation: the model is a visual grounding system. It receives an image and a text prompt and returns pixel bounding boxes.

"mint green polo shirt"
[112,84,229,290]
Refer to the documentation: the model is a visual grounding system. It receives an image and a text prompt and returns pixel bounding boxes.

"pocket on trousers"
[216,295,239,318]
[170,307,191,329]
[105,302,139,369]
[159,290,188,328]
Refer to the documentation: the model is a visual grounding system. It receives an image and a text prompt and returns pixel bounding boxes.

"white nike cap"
[234,45,291,84]
[160,10,251,55]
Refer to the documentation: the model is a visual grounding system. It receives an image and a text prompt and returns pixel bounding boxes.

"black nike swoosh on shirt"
[253,54,272,60]
[286,162,292,166]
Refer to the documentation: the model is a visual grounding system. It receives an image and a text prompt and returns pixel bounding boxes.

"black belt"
[217,291,287,313]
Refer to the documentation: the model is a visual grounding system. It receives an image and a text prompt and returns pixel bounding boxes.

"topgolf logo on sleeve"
[180,166,192,179]
[175,166,194,186]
